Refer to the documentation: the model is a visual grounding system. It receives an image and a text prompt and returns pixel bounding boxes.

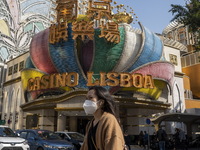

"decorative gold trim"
[55,107,84,111]
[21,90,88,111]
[21,90,170,111]
[117,97,171,109]
[23,106,55,111]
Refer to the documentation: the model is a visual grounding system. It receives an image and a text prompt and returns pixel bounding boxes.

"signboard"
[0,120,5,125]
[27,72,155,91]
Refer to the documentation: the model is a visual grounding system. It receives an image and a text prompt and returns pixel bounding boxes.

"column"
[57,113,66,131]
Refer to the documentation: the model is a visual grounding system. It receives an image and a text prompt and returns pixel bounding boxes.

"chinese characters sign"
[49,0,120,44]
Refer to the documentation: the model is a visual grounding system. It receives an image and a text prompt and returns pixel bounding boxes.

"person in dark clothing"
[124,130,131,150]
[156,127,167,150]
[144,131,149,149]
[151,132,158,150]
[173,128,180,149]
[138,131,145,148]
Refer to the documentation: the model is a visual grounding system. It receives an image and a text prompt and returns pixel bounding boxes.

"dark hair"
[89,86,116,117]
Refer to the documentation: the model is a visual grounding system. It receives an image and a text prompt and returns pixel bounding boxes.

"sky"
[112,0,186,34]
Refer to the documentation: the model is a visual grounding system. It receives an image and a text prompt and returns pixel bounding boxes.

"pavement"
[130,145,143,150]
[130,145,200,150]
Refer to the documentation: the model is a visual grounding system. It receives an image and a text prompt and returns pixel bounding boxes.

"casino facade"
[0,0,189,135]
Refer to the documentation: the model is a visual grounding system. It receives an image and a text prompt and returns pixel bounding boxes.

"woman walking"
[81,86,125,150]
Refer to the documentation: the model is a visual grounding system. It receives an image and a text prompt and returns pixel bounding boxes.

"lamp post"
[146,118,151,150]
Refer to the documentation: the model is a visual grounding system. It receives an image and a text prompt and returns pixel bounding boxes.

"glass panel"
[0,127,16,137]
[0,47,9,60]
[8,66,13,76]
[20,131,27,139]
[14,64,18,73]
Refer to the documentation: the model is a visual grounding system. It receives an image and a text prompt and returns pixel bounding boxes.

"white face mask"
[83,100,98,115]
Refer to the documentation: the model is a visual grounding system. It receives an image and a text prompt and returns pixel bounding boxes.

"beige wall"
[6,52,29,81]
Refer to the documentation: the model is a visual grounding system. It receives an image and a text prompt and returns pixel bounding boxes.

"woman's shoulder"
[102,112,115,118]
[101,112,118,123]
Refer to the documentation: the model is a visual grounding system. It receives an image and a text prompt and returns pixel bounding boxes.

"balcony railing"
[181,51,200,67]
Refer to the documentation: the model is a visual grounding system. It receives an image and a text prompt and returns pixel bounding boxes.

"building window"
[178,31,187,45]
[167,32,173,39]
[8,66,13,76]
[13,64,18,73]
[169,54,178,66]
[179,32,185,40]
[19,61,24,71]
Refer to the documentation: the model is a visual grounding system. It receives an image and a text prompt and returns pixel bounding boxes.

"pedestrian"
[144,131,148,149]
[138,131,144,148]
[151,132,158,150]
[80,86,126,150]
[173,128,180,149]
[179,128,187,150]
[156,127,167,150]
[124,130,131,150]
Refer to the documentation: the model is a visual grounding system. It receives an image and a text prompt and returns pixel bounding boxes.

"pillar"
[57,113,66,131]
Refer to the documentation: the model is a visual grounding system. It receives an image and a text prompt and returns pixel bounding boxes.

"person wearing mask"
[81,86,125,150]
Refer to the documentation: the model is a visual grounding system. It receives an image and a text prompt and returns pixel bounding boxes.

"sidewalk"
[130,145,200,150]
[130,145,143,150]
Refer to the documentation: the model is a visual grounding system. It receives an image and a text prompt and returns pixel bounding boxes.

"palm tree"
[169,0,200,50]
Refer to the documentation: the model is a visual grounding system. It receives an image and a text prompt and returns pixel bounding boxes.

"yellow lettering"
[87,72,99,86]
[34,77,41,91]
[66,72,79,87]
[120,73,132,87]
[40,75,50,90]
[132,74,143,88]
[27,78,35,91]
[100,72,107,86]
[107,72,119,86]
[55,73,67,88]
[49,74,55,88]
[144,75,154,88]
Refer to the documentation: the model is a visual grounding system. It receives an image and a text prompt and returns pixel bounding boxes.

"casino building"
[0,0,193,136]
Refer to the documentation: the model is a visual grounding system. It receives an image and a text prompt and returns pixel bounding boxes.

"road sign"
[0,120,5,125]
[146,118,151,124]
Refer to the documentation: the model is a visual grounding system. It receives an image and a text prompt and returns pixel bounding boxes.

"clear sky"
[112,0,186,34]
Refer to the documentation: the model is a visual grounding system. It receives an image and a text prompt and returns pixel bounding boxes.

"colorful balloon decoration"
[21,22,174,102]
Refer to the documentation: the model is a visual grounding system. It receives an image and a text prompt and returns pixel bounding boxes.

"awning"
[151,113,200,124]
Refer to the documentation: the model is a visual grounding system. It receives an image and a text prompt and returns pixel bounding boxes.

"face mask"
[83,100,98,115]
